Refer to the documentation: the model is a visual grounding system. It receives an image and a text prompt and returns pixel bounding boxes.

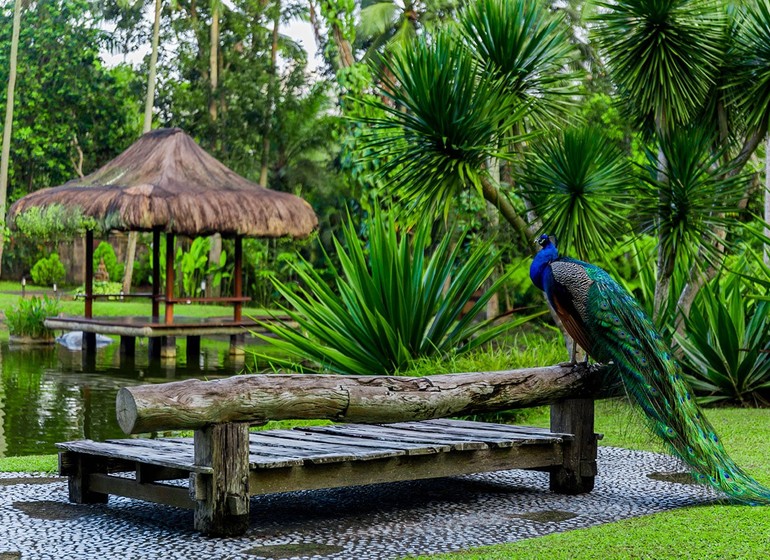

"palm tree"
[123,0,162,293]
[593,0,770,323]
[0,0,24,274]
[356,0,581,249]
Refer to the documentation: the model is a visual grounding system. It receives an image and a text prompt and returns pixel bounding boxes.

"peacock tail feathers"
[531,237,770,504]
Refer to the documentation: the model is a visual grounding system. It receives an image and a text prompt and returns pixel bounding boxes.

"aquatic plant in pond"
[5,295,61,340]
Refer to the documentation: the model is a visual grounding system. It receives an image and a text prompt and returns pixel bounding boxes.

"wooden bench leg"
[550,398,597,494]
[59,452,109,504]
[192,422,250,536]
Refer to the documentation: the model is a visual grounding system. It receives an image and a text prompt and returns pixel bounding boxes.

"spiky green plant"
[459,0,580,127]
[361,31,520,211]
[676,273,770,406]
[519,126,633,261]
[637,127,747,271]
[253,211,543,375]
[728,0,770,134]
[593,0,726,133]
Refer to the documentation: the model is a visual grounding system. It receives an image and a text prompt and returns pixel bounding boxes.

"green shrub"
[30,253,66,286]
[676,272,770,406]
[93,241,124,282]
[5,295,61,339]
[74,281,124,299]
[252,210,545,375]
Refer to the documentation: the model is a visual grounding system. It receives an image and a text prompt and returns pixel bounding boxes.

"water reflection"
[0,339,250,458]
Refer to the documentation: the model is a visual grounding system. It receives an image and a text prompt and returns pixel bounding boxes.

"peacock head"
[530,234,559,290]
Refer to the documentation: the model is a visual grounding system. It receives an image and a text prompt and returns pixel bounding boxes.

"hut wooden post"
[164,232,175,324]
[152,228,161,321]
[162,232,176,359]
[230,236,244,356]
[83,230,96,355]
[84,229,94,319]
[233,236,243,322]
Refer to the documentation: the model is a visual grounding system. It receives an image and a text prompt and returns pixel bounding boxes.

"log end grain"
[116,387,139,434]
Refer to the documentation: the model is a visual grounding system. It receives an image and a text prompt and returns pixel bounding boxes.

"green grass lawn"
[0,279,273,319]
[412,401,770,560]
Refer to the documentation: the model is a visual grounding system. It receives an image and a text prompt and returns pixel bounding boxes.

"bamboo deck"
[58,419,571,511]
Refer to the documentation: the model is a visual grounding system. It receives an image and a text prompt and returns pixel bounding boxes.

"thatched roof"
[7,128,318,238]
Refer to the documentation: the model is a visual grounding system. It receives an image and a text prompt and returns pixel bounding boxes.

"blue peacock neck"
[529,240,558,291]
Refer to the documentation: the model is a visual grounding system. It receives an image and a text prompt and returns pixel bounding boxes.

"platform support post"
[187,335,201,365]
[549,398,597,494]
[59,452,109,505]
[192,422,250,536]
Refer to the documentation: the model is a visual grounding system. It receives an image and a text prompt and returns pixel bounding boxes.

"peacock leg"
[559,337,579,367]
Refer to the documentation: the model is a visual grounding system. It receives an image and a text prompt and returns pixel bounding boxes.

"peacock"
[529,233,770,504]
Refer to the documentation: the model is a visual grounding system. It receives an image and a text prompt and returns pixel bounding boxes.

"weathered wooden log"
[117,364,612,434]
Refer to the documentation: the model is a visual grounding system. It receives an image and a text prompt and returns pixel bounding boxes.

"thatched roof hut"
[6,128,319,347]
[7,128,318,238]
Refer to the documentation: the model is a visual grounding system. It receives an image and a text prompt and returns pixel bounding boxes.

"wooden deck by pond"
[44,313,291,364]
[57,419,572,512]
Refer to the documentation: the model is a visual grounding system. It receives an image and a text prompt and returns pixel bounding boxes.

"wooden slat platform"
[58,419,570,512]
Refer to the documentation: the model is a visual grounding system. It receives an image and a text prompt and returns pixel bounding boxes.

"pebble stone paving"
[0,447,718,560]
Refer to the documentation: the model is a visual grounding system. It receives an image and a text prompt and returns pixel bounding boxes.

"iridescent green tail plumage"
[583,262,770,504]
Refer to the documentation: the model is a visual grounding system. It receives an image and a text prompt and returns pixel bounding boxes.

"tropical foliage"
[677,272,770,406]
[253,210,543,375]
[30,253,65,286]
[5,295,60,339]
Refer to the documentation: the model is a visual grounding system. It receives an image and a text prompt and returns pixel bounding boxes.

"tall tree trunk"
[479,175,533,254]
[123,0,163,294]
[766,135,770,267]
[207,0,222,297]
[209,0,219,122]
[652,113,670,324]
[0,0,23,278]
[260,4,280,186]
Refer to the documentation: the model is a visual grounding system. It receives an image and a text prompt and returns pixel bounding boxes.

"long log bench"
[57,364,608,537]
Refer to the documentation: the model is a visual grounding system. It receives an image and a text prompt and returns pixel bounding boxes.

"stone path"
[0,447,717,560]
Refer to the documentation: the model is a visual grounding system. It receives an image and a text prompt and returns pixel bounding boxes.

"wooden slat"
[342,420,561,444]
[248,443,563,496]
[258,429,440,456]
[376,421,522,447]
[57,440,211,474]
[424,418,572,439]
[249,433,400,463]
[301,424,453,452]
[161,436,307,469]
[302,425,488,451]
[270,428,412,459]
[387,420,564,446]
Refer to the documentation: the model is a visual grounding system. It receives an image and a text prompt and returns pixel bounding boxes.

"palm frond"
[358,31,523,213]
[519,126,634,260]
[727,0,770,133]
[637,126,748,268]
[459,0,582,127]
[593,0,726,133]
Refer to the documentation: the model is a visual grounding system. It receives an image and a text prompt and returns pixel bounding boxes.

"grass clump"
[5,295,61,339]
[0,455,58,474]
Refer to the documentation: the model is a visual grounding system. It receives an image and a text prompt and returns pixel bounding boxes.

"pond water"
[0,339,252,458]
